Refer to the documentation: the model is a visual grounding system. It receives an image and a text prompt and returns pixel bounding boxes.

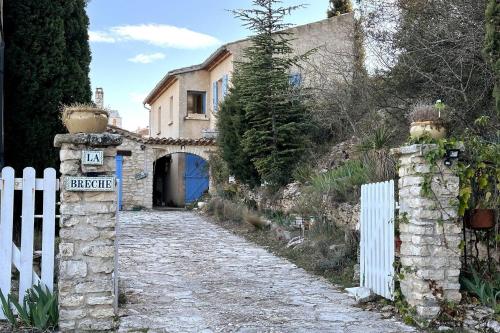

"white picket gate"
[360,180,396,300]
[0,167,59,319]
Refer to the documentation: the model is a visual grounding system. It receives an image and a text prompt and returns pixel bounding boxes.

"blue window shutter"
[202,93,206,114]
[222,74,229,98]
[213,82,218,112]
[289,73,302,87]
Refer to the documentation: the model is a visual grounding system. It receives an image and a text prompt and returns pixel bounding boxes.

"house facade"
[139,13,355,208]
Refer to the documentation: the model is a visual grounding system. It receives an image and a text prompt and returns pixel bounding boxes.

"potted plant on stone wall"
[61,103,109,134]
[408,100,447,140]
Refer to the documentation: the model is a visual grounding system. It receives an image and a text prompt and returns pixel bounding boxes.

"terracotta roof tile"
[107,125,216,146]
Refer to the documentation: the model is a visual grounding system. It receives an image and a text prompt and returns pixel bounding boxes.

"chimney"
[95,87,104,109]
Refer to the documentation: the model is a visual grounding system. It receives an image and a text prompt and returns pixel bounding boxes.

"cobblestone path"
[117,211,415,333]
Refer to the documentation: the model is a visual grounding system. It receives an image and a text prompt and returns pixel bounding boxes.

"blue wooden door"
[115,155,123,210]
[184,154,209,204]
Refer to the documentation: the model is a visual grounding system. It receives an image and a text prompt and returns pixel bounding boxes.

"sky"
[87,0,330,131]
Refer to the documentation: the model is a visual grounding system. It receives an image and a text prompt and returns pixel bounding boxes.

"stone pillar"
[54,133,122,332]
[393,144,462,319]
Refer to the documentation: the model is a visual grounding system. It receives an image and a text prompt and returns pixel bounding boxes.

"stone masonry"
[54,133,122,332]
[393,144,462,319]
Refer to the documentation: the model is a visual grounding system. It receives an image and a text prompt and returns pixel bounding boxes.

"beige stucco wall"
[150,79,180,138]
[148,13,354,136]
[164,154,185,207]
[178,70,211,139]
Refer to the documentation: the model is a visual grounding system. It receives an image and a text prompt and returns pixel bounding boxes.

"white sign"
[65,177,115,192]
[82,150,104,165]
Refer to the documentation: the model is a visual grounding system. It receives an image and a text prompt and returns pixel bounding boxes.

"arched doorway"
[153,153,209,208]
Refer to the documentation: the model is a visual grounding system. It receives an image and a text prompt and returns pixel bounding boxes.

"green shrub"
[0,283,59,330]
[310,160,371,202]
[461,266,500,313]
[292,163,315,184]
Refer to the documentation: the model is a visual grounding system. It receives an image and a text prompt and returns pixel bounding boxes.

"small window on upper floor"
[187,91,206,115]
[157,106,161,135]
[169,96,174,124]
[289,73,302,88]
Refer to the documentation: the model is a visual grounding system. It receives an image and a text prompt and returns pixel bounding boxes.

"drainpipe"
[143,103,151,137]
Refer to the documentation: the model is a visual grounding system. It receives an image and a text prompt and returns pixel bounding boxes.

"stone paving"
[117,211,415,333]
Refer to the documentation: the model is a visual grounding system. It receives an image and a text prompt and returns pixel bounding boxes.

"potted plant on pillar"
[409,101,447,140]
[61,103,109,134]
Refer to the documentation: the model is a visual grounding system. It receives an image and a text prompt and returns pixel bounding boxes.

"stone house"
[115,13,355,209]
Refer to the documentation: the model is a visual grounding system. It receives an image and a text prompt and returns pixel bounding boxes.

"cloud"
[88,31,116,43]
[128,53,166,64]
[111,24,220,49]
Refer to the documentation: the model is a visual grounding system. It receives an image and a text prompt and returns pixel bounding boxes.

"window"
[187,91,206,115]
[212,74,229,113]
[156,106,161,135]
[289,73,302,88]
[169,96,174,124]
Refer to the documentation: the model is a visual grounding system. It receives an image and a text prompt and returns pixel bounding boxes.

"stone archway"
[152,151,211,208]
[106,126,217,210]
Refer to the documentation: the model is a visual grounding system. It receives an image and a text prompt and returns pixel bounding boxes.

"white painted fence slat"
[11,244,41,285]
[42,168,56,293]
[19,167,36,304]
[360,180,395,300]
[0,167,15,320]
[0,167,58,320]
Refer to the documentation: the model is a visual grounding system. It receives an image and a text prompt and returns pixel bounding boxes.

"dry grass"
[409,103,442,122]
[244,211,270,230]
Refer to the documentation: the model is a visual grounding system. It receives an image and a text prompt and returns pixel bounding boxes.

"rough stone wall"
[394,144,462,319]
[118,137,154,210]
[55,133,121,332]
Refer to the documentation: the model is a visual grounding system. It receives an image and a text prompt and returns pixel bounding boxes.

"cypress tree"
[4,0,92,173]
[61,0,92,104]
[224,0,310,186]
[327,0,353,18]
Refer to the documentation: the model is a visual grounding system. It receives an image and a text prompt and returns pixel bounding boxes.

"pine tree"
[4,0,92,172]
[327,0,353,18]
[217,75,260,187]
[484,0,499,115]
[222,0,310,186]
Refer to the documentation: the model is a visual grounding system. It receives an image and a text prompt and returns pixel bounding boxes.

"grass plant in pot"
[409,101,447,140]
[61,103,109,134]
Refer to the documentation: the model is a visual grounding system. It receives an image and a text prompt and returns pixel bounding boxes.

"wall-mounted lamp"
[140,144,146,151]
[444,149,460,167]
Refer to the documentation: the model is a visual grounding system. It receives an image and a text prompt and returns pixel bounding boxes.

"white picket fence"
[360,180,395,300]
[0,167,58,319]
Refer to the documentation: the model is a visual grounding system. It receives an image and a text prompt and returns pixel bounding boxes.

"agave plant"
[0,283,59,330]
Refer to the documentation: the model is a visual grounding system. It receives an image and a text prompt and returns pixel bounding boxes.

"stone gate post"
[54,133,122,332]
[392,144,462,319]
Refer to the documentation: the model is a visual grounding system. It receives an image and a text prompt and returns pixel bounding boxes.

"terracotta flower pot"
[467,209,496,229]
[410,120,447,140]
[63,107,108,134]
[395,236,402,254]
